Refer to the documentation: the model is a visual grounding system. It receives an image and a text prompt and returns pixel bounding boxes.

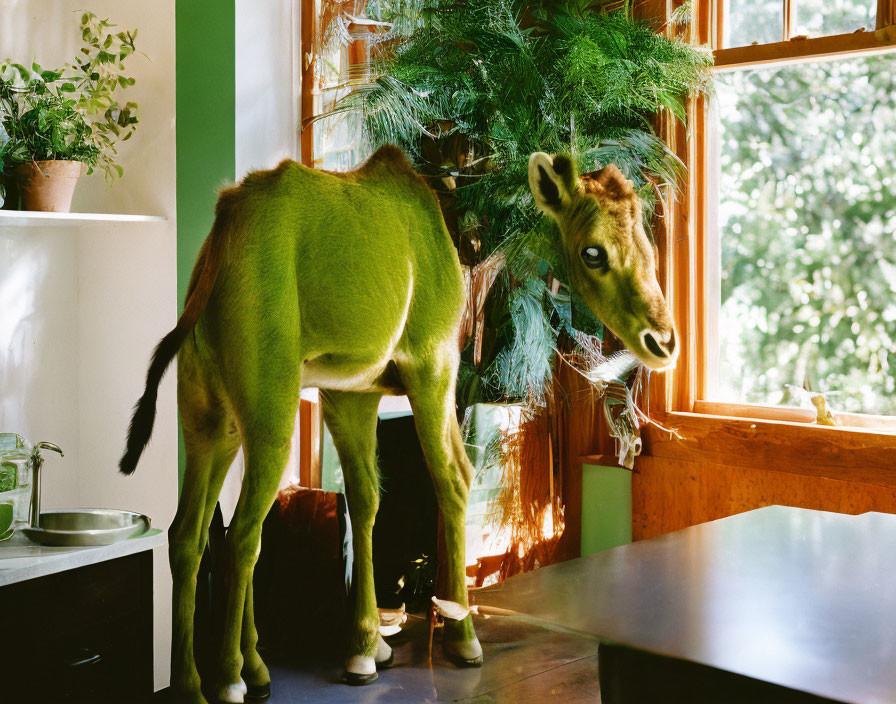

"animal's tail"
[119,214,229,475]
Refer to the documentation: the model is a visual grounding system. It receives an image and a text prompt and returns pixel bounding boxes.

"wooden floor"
[155,615,600,703]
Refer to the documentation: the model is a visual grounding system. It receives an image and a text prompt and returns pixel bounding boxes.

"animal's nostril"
[666,329,676,354]
[643,332,667,358]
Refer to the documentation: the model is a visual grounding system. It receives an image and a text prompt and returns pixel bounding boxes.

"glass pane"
[795,0,876,37]
[713,53,896,415]
[313,34,367,170]
[723,0,783,48]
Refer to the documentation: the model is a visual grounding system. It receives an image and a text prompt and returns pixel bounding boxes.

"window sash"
[653,0,896,436]
[717,0,894,53]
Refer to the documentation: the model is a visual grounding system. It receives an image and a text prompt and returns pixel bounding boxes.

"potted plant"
[0,12,140,212]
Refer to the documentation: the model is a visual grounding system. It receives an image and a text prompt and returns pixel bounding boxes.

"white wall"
[235,0,299,179]
[0,0,177,690]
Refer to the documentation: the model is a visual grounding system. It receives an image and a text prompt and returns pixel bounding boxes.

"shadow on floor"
[155,614,600,703]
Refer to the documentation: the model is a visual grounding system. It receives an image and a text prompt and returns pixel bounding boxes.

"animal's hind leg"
[402,351,482,666]
[170,386,239,703]
[320,390,393,685]
[212,385,300,703]
[240,579,270,699]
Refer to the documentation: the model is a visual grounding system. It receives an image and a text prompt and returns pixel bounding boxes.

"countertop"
[0,527,166,587]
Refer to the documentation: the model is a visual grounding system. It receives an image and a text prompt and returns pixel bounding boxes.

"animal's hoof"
[245,682,271,701]
[213,682,246,703]
[344,654,378,685]
[375,634,394,669]
[444,637,483,668]
[343,670,379,686]
[376,650,395,669]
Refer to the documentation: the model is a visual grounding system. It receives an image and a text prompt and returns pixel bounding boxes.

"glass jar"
[0,433,34,529]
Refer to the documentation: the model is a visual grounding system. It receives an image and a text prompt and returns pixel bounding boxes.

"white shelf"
[0,210,167,227]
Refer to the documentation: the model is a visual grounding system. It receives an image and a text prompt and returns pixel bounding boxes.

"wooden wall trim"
[299,0,316,165]
[298,399,321,488]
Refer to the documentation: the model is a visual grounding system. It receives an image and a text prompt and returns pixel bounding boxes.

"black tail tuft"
[119,327,187,475]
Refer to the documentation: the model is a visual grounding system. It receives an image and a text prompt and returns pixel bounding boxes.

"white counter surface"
[0,528,166,587]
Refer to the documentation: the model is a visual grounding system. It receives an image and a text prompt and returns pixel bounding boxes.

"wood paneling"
[632,454,896,540]
[645,412,896,485]
[554,360,606,559]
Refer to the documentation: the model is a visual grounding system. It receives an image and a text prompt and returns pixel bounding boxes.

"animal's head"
[528,152,677,371]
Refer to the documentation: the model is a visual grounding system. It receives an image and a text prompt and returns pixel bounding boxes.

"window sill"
[693,400,896,434]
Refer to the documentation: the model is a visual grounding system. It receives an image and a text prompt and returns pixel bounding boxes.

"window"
[708,52,896,415]
[300,0,378,170]
[723,0,877,48]
[657,0,896,431]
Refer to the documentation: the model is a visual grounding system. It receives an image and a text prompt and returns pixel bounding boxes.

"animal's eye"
[581,245,609,271]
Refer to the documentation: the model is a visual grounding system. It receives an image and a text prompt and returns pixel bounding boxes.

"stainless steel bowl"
[22,508,151,546]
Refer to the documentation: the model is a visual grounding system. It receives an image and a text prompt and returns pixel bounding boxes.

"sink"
[22,509,151,546]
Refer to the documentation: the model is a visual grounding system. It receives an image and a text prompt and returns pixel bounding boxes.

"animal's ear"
[529,152,575,217]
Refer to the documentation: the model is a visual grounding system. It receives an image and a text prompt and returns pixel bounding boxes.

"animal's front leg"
[320,390,393,685]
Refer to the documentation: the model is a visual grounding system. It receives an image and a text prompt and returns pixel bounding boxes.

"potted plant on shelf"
[0,12,140,212]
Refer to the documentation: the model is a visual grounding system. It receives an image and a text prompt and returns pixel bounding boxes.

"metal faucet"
[29,442,64,528]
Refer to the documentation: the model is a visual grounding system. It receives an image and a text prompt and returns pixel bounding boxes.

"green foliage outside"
[725,0,876,49]
[716,52,896,415]
[0,12,140,206]
[331,0,711,409]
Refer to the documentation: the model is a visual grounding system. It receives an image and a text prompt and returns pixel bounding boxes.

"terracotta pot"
[14,160,84,212]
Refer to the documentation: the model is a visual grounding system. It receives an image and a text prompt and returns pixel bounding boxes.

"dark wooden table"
[473,506,896,704]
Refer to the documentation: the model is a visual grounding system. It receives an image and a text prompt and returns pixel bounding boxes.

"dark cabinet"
[3,551,154,701]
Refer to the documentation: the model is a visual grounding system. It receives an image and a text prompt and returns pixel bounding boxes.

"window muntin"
[709,51,896,416]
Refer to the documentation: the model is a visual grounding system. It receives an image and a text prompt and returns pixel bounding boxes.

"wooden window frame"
[645,0,896,467]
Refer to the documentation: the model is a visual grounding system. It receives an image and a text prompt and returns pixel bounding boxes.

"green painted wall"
[581,463,632,556]
[175,0,236,485]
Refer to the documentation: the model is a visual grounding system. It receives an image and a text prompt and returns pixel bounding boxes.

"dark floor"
[156,616,601,703]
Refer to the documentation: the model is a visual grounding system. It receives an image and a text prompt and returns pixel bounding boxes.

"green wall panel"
[175,0,236,485]
[581,463,632,556]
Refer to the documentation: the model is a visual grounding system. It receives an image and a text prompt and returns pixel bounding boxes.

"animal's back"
[189,146,465,392]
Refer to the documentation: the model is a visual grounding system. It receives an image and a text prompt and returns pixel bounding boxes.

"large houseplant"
[0,12,140,212]
[319,0,710,574]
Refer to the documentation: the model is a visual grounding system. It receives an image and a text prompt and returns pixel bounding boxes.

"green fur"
[168,146,477,702]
